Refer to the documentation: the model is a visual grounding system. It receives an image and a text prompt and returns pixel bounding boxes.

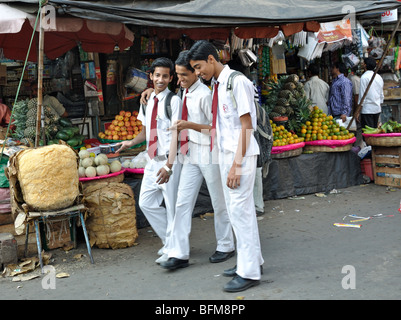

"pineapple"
[284,82,296,91]
[278,90,292,99]
[273,105,287,115]
[286,74,299,83]
[27,98,38,109]
[25,117,36,128]
[277,98,289,107]
[24,126,36,139]
[269,112,282,119]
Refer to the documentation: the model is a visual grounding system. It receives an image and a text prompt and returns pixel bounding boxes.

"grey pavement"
[1,183,401,302]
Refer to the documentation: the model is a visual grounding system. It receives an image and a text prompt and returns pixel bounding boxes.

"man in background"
[304,64,329,114]
[327,62,353,122]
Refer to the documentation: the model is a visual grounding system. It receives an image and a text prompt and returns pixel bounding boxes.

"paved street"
[1,183,401,303]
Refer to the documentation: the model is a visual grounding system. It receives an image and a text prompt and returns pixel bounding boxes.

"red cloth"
[180,88,189,155]
[210,82,219,151]
[147,97,158,159]
[0,103,11,127]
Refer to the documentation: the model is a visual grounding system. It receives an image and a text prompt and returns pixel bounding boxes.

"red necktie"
[148,96,158,159]
[180,88,189,155]
[210,82,219,151]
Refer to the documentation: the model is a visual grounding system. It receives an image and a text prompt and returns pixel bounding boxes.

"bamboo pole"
[348,14,401,130]
[35,5,46,147]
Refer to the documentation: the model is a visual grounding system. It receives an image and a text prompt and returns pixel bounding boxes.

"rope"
[0,1,43,159]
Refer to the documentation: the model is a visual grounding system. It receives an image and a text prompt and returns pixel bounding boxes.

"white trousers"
[167,142,234,260]
[139,157,182,251]
[219,152,264,280]
[254,167,264,213]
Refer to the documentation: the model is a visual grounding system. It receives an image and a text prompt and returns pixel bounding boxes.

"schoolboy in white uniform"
[116,57,182,264]
[188,40,264,293]
[158,51,235,270]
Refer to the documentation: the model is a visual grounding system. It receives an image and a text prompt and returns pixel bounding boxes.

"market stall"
[1,0,401,271]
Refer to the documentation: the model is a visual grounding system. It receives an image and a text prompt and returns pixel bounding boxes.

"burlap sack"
[7,144,79,211]
[83,182,138,249]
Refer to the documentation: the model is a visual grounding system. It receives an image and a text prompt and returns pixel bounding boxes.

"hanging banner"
[316,19,352,43]
[381,9,398,23]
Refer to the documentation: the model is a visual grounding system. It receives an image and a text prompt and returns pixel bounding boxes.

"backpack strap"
[141,91,176,120]
[164,91,175,121]
[226,70,243,110]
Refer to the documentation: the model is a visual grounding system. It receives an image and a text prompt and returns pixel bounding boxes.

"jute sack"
[83,182,138,249]
[7,144,79,211]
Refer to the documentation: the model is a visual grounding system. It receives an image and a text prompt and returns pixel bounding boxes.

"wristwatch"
[163,165,173,176]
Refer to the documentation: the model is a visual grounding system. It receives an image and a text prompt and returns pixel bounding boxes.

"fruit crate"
[372,146,401,188]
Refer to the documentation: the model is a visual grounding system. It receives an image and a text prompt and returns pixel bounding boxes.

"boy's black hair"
[175,50,194,73]
[187,40,219,62]
[364,57,377,71]
[149,57,175,76]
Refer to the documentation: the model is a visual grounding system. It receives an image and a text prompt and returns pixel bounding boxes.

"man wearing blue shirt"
[328,62,353,122]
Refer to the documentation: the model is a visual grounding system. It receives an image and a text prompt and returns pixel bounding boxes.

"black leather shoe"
[160,257,189,270]
[209,250,235,263]
[223,265,264,277]
[223,275,260,292]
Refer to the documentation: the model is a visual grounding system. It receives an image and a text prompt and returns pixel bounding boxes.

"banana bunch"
[362,120,401,134]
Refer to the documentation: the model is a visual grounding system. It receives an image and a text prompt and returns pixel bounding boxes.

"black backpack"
[227,71,273,177]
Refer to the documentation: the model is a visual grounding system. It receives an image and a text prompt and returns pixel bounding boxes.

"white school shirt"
[137,88,181,156]
[185,79,213,146]
[358,70,384,114]
[213,65,259,156]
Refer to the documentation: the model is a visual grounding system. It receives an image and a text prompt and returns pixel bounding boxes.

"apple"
[119,110,126,116]
[112,134,119,140]
[112,120,119,126]
[125,112,132,117]
[133,111,139,116]
[127,134,133,140]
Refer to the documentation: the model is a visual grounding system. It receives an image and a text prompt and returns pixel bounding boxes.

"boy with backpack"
[116,57,182,264]
[188,40,264,292]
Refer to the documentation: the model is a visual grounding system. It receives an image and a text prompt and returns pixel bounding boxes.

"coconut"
[122,160,131,168]
[78,166,86,177]
[110,160,122,173]
[85,166,97,178]
[78,149,90,159]
[94,154,108,166]
[96,165,109,176]
[82,157,94,168]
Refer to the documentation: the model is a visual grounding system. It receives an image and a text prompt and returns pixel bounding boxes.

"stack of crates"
[372,146,401,188]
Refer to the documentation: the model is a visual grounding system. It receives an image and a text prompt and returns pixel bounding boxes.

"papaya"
[56,131,70,141]
[59,118,73,127]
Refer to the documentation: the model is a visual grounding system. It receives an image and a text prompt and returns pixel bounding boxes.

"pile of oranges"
[98,110,143,141]
[272,120,305,147]
[298,106,355,142]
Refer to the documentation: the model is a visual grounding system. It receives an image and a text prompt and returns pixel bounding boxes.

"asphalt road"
[2,183,401,304]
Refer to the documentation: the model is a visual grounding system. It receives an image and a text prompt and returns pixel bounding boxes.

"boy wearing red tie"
[116,57,182,264]
[160,51,235,270]
[188,40,264,292]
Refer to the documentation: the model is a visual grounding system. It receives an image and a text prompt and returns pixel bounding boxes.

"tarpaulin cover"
[47,0,401,28]
[0,3,135,61]
[264,151,364,200]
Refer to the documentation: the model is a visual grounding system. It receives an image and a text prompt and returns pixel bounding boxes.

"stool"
[24,204,94,273]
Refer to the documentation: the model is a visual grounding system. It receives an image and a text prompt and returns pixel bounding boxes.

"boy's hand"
[140,88,154,105]
[115,141,132,153]
[168,120,188,132]
[156,166,171,184]
[227,163,241,189]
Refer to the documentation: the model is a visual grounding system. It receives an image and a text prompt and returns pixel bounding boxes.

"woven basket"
[364,135,401,147]
[272,147,303,159]
[304,143,352,153]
